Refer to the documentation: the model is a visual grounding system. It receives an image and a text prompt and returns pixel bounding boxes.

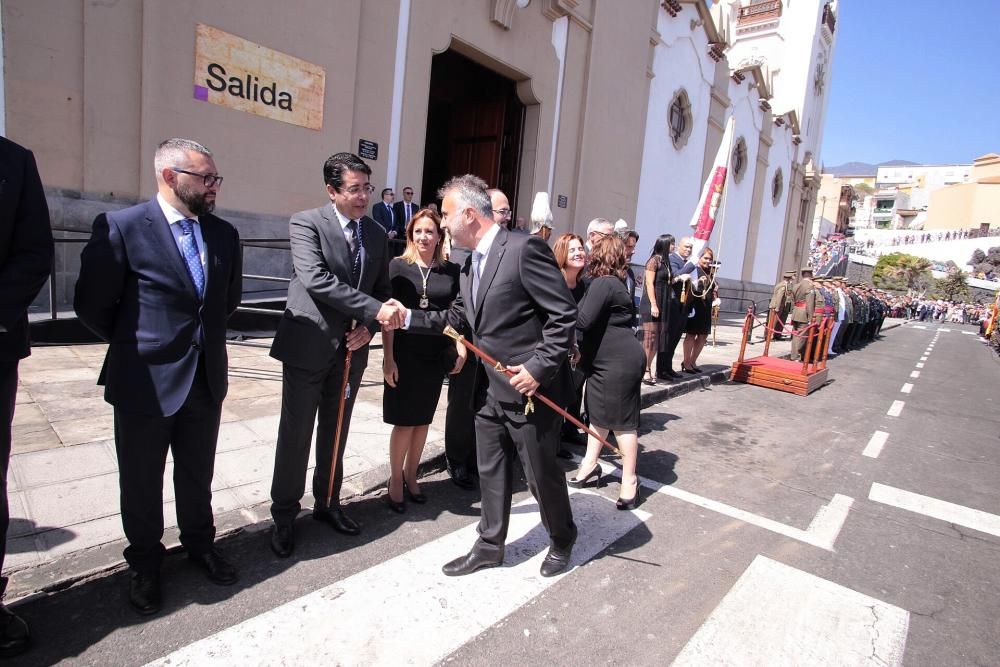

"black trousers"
[0,361,18,595]
[657,301,684,375]
[270,347,368,526]
[445,357,478,470]
[472,397,576,558]
[114,358,222,573]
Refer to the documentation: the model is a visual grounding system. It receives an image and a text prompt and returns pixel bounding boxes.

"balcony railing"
[737,0,782,25]
[821,3,836,34]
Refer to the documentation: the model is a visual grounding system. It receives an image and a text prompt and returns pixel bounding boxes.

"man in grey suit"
[268,152,404,558]
[402,174,578,578]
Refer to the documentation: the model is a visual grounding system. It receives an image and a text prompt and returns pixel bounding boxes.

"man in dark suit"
[268,153,404,558]
[403,174,577,578]
[661,235,696,379]
[74,138,242,615]
[442,245,478,490]
[393,185,417,229]
[372,188,399,238]
[0,137,53,656]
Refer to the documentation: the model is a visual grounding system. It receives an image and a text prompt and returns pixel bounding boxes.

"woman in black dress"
[638,234,675,385]
[382,209,464,512]
[681,246,720,373]
[568,235,646,510]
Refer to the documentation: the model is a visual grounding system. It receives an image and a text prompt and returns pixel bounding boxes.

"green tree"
[873,253,933,295]
[935,269,969,301]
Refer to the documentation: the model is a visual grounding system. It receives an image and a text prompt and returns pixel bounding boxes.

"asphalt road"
[7,321,999,666]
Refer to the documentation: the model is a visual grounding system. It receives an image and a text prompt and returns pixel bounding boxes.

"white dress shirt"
[157,193,207,271]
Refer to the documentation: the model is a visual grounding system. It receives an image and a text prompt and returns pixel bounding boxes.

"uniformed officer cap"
[800,266,813,274]
[782,271,795,279]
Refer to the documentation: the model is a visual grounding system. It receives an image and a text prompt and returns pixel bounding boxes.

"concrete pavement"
[3,317,901,601]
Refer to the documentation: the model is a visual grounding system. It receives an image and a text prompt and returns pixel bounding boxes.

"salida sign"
[193,24,325,130]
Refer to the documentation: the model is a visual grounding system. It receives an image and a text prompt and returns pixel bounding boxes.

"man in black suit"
[75,138,243,615]
[372,188,400,238]
[0,137,53,656]
[661,235,696,379]
[403,174,577,578]
[268,153,403,558]
[392,185,417,229]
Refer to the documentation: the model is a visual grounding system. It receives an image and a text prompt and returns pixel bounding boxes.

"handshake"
[377,299,408,330]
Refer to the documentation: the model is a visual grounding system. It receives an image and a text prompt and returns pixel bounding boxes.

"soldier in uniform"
[769,271,795,340]
[832,278,853,354]
[789,267,816,362]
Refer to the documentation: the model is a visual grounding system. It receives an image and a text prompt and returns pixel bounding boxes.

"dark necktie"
[177,218,205,298]
[346,219,361,286]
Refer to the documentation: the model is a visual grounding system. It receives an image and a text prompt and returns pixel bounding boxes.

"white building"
[635,0,839,296]
[876,163,973,210]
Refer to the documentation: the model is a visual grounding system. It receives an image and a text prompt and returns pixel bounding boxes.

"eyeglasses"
[492,208,512,218]
[403,190,413,195]
[171,168,223,188]
[343,184,376,196]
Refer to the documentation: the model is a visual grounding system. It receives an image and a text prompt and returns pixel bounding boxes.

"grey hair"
[438,174,493,219]
[154,138,213,173]
[587,217,613,234]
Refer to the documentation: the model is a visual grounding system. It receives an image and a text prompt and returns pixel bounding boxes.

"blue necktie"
[177,218,206,298]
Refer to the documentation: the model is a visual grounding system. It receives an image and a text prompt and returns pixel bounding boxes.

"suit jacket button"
[191,342,201,350]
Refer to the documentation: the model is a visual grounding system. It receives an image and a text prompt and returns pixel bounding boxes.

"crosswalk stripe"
[887,400,904,417]
[869,483,1000,538]
[146,490,650,666]
[598,466,852,552]
[671,555,909,666]
[900,383,913,394]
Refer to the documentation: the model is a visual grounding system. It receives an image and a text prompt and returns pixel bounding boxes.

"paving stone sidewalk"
[4,318,900,600]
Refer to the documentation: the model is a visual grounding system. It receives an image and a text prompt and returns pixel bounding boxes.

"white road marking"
[919,356,927,361]
[863,431,889,458]
[900,383,913,394]
[910,371,920,378]
[671,556,909,667]
[910,325,927,329]
[869,483,1000,538]
[939,328,952,332]
[601,466,852,552]
[962,331,976,335]
[915,362,924,368]
[887,401,904,417]
[147,491,649,666]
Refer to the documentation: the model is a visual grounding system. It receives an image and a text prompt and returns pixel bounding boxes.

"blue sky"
[822,0,1000,167]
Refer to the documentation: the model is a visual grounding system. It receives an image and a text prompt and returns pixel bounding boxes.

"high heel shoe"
[643,370,657,386]
[403,476,427,504]
[567,463,603,489]
[616,477,641,510]
[384,486,405,514]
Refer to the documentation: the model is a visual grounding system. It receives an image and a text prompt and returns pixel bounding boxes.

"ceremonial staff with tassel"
[397,177,579,579]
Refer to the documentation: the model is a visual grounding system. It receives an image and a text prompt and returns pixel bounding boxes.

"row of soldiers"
[770,268,889,362]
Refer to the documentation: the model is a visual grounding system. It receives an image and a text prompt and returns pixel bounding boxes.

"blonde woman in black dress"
[382,209,464,512]
[568,235,646,509]
[681,246,720,373]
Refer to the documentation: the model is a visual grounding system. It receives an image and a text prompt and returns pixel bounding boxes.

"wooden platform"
[730,355,829,396]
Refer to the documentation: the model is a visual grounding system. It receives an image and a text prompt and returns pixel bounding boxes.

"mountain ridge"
[825,160,919,176]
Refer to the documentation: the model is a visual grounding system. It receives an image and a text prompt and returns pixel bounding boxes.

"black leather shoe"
[657,370,681,381]
[314,508,361,536]
[384,491,406,514]
[447,463,476,490]
[403,476,427,504]
[540,545,573,577]
[189,549,238,585]
[442,551,503,576]
[128,571,161,616]
[270,524,294,558]
[0,605,29,657]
